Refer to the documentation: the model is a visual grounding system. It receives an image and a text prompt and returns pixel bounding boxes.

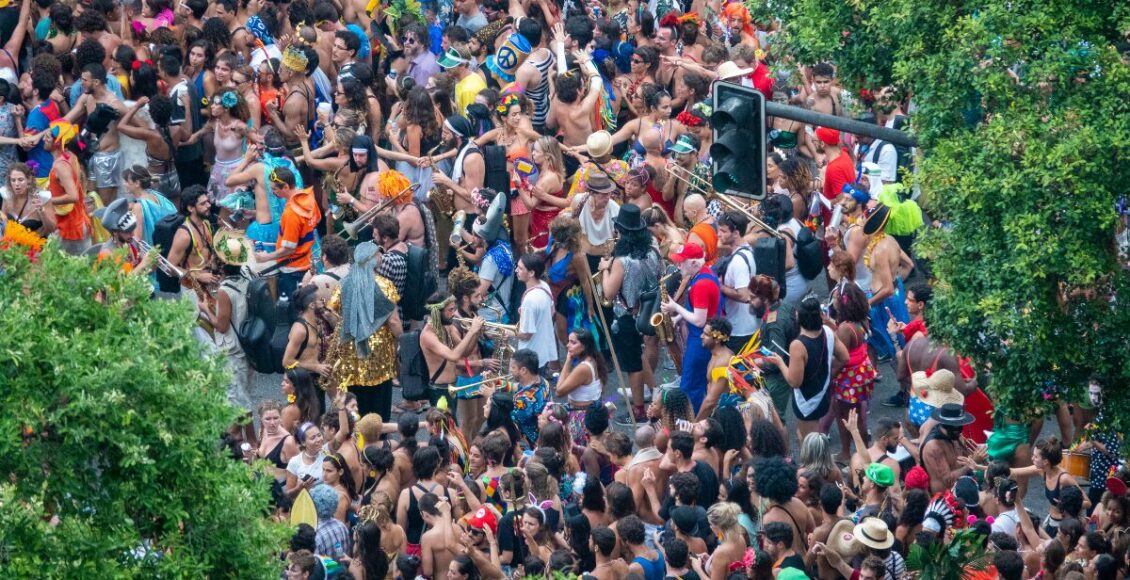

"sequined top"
[615,251,660,312]
[327,276,401,389]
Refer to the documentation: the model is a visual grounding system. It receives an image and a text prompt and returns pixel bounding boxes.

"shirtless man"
[75,10,121,65]
[919,403,975,494]
[215,0,253,63]
[862,205,914,362]
[267,47,313,152]
[166,187,219,301]
[589,527,629,580]
[65,63,127,205]
[389,197,425,248]
[625,426,666,528]
[697,318,734,421]
[545,39,603,149]
[432,115,485,215]
[807,63,844,117]
[420,297,487,409]
[419,494,460,580]
[849,416,913,488]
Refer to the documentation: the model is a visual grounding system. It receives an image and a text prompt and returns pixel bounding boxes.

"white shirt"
[286,451,325,485]
[865,140,900,183]
[518,280,557,368]
[578,197,620,247]
[723,245,759,336]
[992,509,1019,537]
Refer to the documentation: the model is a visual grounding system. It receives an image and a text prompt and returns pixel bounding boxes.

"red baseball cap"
[815,127,841,146]
[466,506,498,535]
[669,243,705,263]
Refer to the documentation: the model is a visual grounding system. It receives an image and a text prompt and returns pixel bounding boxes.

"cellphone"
[301,474,311,482]
[885,306,895,318]
[759,346,775,357]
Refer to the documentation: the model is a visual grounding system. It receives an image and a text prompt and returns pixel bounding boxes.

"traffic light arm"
[765,102,917,148]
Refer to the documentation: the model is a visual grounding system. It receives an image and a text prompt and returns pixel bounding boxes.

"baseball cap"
[466,506,498,535]
[668,243,705,263]
[815,127,840,146]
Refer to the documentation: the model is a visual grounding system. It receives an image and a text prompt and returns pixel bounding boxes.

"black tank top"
[406,482,450,544]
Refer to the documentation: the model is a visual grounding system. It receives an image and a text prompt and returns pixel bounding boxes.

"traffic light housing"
[710,82,766,200]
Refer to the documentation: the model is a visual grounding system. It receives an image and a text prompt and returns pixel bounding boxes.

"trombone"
[667,164,782,239]
[452,317,518,339]
[132,239,187,279]
[447,374,514,396]
[341,182,422,241]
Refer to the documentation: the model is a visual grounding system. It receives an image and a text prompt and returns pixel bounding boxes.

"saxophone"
[650,273,676,344]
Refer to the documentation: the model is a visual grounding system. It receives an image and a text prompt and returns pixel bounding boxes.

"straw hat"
[716,60,753,80]
[911,369,963,408]
[214,227,254,266]
[586,131,613,158]
[826,519,862,559]
[853,517,894,550]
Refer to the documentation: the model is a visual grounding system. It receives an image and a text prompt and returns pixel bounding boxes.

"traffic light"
[710,82,767,200]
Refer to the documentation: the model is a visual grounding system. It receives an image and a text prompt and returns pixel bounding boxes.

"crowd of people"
[0,0,1125,577]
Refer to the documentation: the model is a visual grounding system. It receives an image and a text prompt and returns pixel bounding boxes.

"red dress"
[529,189,563,251]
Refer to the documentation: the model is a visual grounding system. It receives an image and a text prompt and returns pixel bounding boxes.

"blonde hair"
[356,413,384,444]
[707,501,743,537]
[535,136,565,177]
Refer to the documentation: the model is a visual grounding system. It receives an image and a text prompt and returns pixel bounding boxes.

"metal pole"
[765,102,918,148]
[586,269,636,430]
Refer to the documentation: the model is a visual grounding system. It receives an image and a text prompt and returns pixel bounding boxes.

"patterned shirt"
[315,517,352,559]
[377,249,408,298]
[511,378,548,446]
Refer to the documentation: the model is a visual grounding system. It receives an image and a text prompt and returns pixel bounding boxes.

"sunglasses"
[631,58,644,64]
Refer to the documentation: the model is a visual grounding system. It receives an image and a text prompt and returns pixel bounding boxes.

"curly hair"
[548,215,582,252]
[613,225,655,260]
[657,388,693,430]
[834,283,871,326]
[755,456,799,504]
[447,267,480,304]
[606,482,636,519]
[828,249,857,282]
[749,418,787,459]
[714,406,746,454]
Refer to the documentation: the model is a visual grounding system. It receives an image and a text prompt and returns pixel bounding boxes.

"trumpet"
[447,374,514,396]
[132,239,187,279]
[453,317,518,339]
[667,164,782,238]
[341,182,422,240]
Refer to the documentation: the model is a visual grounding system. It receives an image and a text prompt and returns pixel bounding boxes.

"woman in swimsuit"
[609,85,678,164]
[477,91,539,250]
[822,284,877,458]
[1,163,55,236]
[122,165,176,244]
[700,502,755,580]
[281,368,323,434]
[44,4,77,56]
[475,431,514,512]
[352,492,403,580]
[323,453,359,523]
[1009,437,1089,535]
[252,400,298,507]
[204,89,250,203]
[543,216,593,348]
[118,96,183,201]
[520,136,568,252]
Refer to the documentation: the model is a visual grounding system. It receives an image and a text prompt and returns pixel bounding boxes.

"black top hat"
[862,203,891,236]
[931,402,974,427]
[614,203,646,231]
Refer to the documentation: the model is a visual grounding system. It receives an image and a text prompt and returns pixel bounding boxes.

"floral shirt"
[511,378,548,447]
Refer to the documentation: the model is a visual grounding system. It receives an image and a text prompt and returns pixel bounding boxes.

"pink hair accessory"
[966,515,977,525]
[985,516,995,525]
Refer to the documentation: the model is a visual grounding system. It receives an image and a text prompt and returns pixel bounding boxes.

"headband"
[296,421,316,443]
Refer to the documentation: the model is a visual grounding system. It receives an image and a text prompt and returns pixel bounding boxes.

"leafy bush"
[780,0,1130,433]
[0,241,287,577]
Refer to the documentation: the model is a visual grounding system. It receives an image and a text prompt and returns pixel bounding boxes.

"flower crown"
[495,92,522,116]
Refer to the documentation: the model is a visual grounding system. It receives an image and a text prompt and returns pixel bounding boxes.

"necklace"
[863,231,886,269]
[302,449,319,461]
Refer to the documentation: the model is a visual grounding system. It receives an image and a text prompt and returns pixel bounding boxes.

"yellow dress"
[327,276,400,390]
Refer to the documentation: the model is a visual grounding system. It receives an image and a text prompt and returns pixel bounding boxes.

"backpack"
[784,227,824,281]
[752,236,788,300]
[239,276,283,373]
[876,115,914,185]
[398,330,430,401]
[151,214,187,293]
[481,144,510,193]
[402,244,437,321]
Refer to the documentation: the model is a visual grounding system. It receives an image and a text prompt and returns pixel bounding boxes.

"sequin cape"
[327,275,401,389]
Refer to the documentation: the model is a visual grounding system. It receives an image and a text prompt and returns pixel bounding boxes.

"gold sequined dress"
[327,275,400,389]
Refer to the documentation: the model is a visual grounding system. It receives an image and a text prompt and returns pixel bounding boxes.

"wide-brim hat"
[912,369,963,408]
[931,402,975,427]
[853,517,894,550]
[614,203,646,231]
[586,131,613,158]
[93,196,137,232]
[214,227,254,266]
[862,203,891,236]
[826,519,861,559]
[586,172,616,194]
[716,60,753,80]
